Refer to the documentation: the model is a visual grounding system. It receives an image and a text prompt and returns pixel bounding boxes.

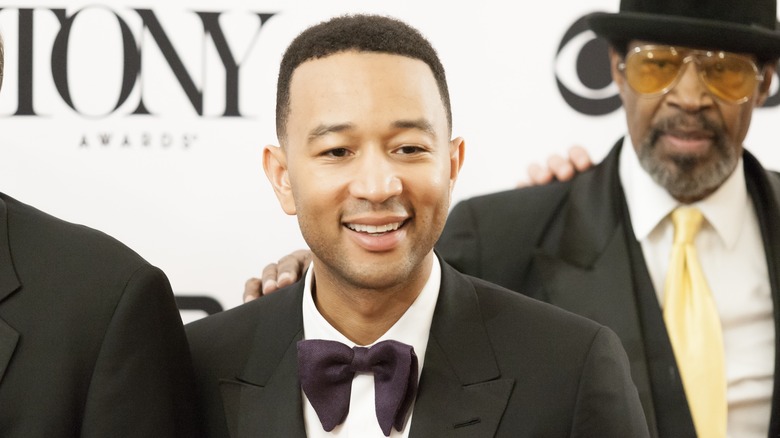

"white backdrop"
[1,0,778,321]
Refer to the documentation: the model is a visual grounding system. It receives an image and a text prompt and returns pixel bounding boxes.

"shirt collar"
[618,137,749,249]
[301,255,441,370]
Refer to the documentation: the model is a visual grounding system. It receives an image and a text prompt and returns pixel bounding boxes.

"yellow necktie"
[663,207,727,438]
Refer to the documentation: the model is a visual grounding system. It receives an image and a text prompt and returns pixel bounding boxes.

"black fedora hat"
[588,0,780,59]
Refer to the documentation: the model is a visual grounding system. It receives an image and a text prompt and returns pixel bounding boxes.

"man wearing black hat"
[246,1,780,437]
[440,1,780,437]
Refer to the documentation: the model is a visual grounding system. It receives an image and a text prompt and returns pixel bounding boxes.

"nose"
[665,61,714,112]
[348,148,402,203]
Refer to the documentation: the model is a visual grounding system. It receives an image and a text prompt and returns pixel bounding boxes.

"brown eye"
[325,148,350,158]
[640,57,679,74]
[397,145,424,154]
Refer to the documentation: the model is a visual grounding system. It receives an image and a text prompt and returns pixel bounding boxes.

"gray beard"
[636,113,739,202]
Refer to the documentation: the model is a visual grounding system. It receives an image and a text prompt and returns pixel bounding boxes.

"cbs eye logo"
[554,15,620,116]
[555,14,780,115]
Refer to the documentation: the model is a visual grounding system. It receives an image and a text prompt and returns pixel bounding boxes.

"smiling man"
[242,1,780,437]
[185,14,648,437]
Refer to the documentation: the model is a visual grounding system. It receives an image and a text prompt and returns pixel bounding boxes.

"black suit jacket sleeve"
[437,184,570,294]
[79,264,199,438]
[571,325,648,437]
[0,193,199,437]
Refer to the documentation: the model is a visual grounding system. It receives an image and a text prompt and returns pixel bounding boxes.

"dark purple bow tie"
[297,339,418,436]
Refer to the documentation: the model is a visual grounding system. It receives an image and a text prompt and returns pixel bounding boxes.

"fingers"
[243,277,263,303]
[275,250,311,289]
[243,249,313,303]
[242,263,284,303]
[518,146,594,188]
[547,154,575,182]
[524,163,554,187]
[568,145,593,172]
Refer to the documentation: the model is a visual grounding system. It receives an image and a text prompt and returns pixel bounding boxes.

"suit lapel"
[528,142,658,433]
[743,152,780,437]
[0,195,21,386]
[530,142,646,351]
[218,283,307,438]
[410,261,514,437]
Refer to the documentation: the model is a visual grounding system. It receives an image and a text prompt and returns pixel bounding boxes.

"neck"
[673,190,713,204]
[311,253,434,346]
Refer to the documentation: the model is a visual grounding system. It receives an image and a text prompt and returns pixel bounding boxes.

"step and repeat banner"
[1,0,779,321]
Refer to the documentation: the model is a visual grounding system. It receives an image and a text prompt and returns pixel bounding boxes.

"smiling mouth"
[345,221,406,235]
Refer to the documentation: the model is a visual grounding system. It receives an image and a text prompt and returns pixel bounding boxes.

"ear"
[609,47,626,89]
[448,137,466,193]
[756,62,777,107]
[263,145,296,215]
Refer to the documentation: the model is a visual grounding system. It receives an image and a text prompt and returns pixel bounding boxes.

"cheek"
[625,97,661,142]
[410,165,454,211]
[288,166,342,214]
[721,105,753,144]
[631,99,655,125]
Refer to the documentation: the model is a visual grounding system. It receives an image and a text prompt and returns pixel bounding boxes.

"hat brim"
[587,12,780,59]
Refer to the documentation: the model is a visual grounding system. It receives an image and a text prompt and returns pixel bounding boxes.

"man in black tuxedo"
[0,39,198,437]
[245,1,780,437]
[186,14,649,437]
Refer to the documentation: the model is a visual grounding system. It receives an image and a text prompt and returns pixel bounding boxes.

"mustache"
[646,112,727,153]
[650,112,724,137]
[342,198,410,217]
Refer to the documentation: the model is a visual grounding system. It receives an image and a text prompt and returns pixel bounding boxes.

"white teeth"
[346,222,402,234]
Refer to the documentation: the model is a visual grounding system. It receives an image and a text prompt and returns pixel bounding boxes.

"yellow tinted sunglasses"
[618,45,764,104]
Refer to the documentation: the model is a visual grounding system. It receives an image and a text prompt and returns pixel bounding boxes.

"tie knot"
[672,207,703,245]
[350,346,372,372]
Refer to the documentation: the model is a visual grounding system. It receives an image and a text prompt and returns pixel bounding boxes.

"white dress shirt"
[300,257,441,438]
[619,140,775,438]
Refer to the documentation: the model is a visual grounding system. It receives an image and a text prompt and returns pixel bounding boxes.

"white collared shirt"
[619,139,775,438]
[300,256,441,438]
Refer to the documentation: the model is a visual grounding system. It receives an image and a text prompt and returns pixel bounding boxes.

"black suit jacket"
[0,193,198,437]
[437,141,780,437]
[186,258,649,437]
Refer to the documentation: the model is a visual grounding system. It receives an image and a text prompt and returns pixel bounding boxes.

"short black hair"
[276,14,452,142]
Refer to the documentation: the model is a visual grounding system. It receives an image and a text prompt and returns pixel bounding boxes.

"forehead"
[286,51,446,131]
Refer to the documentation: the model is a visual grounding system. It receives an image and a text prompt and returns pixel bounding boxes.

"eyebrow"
[392,118,436,138]
[307,118,437,142]
[308,123,355,142]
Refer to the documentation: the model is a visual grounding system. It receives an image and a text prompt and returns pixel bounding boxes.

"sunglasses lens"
[699,56,758,102]
[625,48,683,95]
